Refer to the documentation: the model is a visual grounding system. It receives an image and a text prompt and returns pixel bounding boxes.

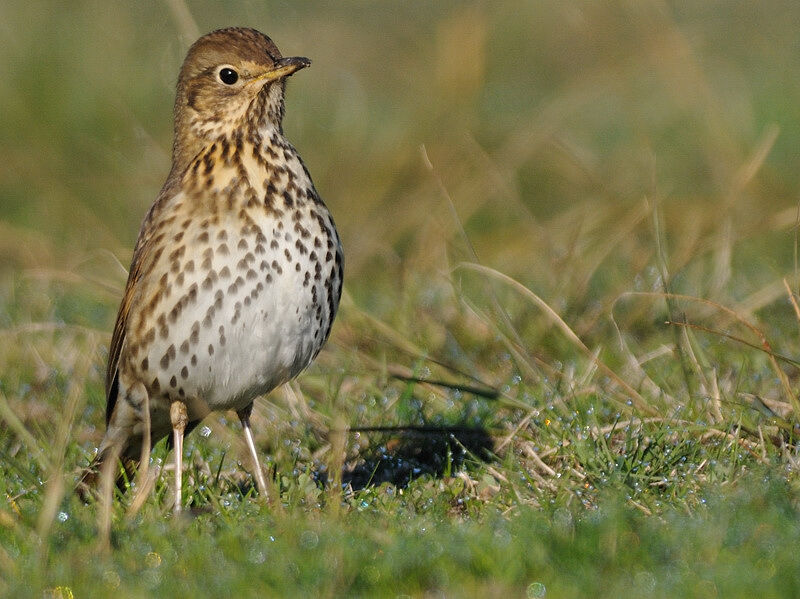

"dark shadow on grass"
[341,425,495,490]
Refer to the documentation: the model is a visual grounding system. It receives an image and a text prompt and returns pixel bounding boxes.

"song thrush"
[81,27,343,512]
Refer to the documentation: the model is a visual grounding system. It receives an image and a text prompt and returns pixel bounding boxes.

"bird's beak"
[251,56,311,85]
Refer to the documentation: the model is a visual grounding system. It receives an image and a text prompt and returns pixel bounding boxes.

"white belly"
[129,203,341,417]
[192,227,324,410]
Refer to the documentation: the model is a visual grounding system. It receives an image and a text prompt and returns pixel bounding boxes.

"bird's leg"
[170,400,188,514]
[237,404,268,498]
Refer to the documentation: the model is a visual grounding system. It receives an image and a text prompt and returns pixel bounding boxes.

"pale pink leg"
[170,401,188,514]
[237,405,268,498]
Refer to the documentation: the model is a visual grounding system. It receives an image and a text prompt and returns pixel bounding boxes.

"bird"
[79,27,343,512]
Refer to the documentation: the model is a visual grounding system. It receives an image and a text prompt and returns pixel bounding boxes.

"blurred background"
[2,0,800,465]
[5,4,800,594]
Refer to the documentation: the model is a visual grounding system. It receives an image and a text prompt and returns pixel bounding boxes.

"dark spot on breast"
[152,246,164,266]
[181,366,188,379]
[169,303,182,323]
[294,222,311,239]
[203,152,214,176]
[170,246,186,261]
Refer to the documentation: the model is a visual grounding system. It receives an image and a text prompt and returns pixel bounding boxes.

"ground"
[3,1,800,597]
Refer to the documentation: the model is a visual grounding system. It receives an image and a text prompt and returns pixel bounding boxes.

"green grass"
[4,0,800,597]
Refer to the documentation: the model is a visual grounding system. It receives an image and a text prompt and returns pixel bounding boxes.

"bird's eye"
[219,67,239,85]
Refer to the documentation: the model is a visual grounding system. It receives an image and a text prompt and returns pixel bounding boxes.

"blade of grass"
[456,262,655,415]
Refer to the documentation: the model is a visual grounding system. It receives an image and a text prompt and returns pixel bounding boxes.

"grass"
[3,0,800,596]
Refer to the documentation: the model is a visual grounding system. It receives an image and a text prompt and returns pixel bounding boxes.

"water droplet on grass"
[527,582,546,597]
[145,552,161,568]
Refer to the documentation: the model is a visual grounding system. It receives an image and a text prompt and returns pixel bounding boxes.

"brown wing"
[105,184,179,424]
[104,244,147,424]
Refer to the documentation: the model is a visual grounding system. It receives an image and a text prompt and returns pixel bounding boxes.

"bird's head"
[172,27,309,166]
